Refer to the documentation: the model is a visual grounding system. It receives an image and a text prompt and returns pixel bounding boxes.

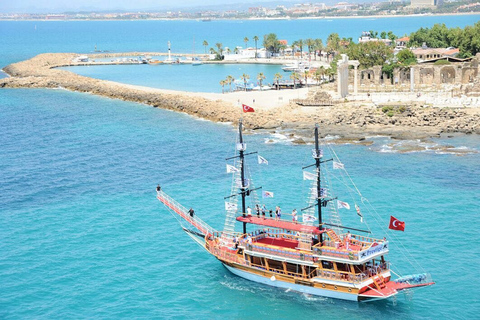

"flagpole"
[239,119,247,235]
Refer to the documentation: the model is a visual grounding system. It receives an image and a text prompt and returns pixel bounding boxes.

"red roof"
[236,216,324,234]
[396,36,410,42]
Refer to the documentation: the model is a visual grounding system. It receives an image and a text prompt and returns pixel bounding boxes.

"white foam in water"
[264,133,294,145]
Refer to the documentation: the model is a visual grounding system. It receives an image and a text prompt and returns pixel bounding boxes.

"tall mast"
[239,120,247,234]
[314,125,323,240]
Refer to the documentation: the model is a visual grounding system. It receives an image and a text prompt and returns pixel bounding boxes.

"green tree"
[274,73,282,90]
[226,75,234,92]
[257,72,266,90]
[214,43,223,60]
[313,38,323,60]
[241,73,250,92]
[346,41,393,69]
[306,38,315,59]
[253,35,259,58]
[396,49,417,65]
[263,33,281,54]
[326,33,341,55]
[380,31,387,39]
[290,72,300,89]
[203,40,208,54]
[314,67,325,85]
[244,37,249,48]
[220,80,226,93]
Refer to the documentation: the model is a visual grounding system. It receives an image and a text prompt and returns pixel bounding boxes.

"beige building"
[410,0,443,8]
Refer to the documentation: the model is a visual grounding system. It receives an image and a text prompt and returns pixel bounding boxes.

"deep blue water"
[1,17,480,319]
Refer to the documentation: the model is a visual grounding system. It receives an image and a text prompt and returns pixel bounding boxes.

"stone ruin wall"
[348,54,480,93]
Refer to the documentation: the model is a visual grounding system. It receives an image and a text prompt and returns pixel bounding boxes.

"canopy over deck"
[236,216,325,235]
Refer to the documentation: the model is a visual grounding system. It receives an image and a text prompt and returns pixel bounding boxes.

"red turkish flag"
[242,104,255,113]
[389,216,405,231]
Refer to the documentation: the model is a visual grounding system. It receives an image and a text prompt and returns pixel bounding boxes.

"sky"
[0,0,282,13]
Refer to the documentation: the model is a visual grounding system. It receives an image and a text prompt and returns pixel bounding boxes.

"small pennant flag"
[236,143,246,151]
[389,216,405,231]
[225,202,238,211]
[235,178,250,188]
[355,204,363,223]
[262,191,274,198]
[257,155,268,165]
[337,200,350,210]
[333,161,345,170]
[311,149,323,158]
[226,164,239,173]
[242,104,255,113]
[303,171,316,181]
[320,188,327,198]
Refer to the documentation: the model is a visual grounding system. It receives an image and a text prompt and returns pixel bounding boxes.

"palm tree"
[315,67,326,85]
[253,35,259,59]
[257,72,266,90]
[226,75,234,92]
[220,80,226,94]
[213,43,223,60]
[303,70,309,87]
[274,73,282,90]
[298,39,304,59]
[225,47,231,55]
[244,37,249,49]
[290,72,299,89]
[306,38,314,60]
[203,40,208,54]
[241,73,250,92]
[314,39,323,61]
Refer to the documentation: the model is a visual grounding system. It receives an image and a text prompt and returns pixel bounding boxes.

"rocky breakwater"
[1,53,479,140]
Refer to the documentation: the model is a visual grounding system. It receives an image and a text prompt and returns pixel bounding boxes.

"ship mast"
[314,125,322,230]
[239,120,247,234]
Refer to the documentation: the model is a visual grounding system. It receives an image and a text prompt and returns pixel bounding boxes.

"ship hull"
[223,263,359,301]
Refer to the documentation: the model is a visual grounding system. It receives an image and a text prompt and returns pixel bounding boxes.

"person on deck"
[156,184,161,192]
[275,206,281,220]
[255,204,260,217]
[269,210,273,218]
[261,204,266,218]
[345,231,351,250]
[247,206,252,217]
[188,208,194,218]
[292,209,298,223]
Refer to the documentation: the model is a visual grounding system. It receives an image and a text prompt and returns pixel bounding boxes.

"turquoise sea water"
[61,64,284,93]
[1,17,480,319]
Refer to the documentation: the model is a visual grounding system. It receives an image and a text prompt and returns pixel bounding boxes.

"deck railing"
[156,190,216,236]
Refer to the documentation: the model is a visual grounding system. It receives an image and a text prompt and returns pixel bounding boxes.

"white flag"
[262,191,274,198]
[258,155,269,165]
[333,161,344,170]
[303,171,316,181]
[236,143,246,151]
[311,149,323,158]
[355,204,363,223]
[226,164,239,173]
[235,178,250,188]
[337,200,350,210]
[303,214,317,222]
[225,202,238,211]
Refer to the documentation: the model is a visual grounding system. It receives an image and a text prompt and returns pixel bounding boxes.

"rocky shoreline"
[1,53,479,142]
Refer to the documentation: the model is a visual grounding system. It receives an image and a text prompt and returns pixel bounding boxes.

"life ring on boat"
[348,288,352,292]
[348,252,354,260]
[322,284,326,288]
[334,285,338,290]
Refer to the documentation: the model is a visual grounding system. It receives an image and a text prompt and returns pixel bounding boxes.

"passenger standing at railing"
[255,204,261,217]
[292,209,298,224]
[156,184,161,192]
[247,206,252,217]
[188,208,194,217]
[262,204,266,218]
[345,231,351,250]
[275,206,281,220]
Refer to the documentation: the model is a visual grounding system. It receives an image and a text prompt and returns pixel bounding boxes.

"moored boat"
[156,121,435,302]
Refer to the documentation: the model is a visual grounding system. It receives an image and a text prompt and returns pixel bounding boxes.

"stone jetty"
[1,52,479,140]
